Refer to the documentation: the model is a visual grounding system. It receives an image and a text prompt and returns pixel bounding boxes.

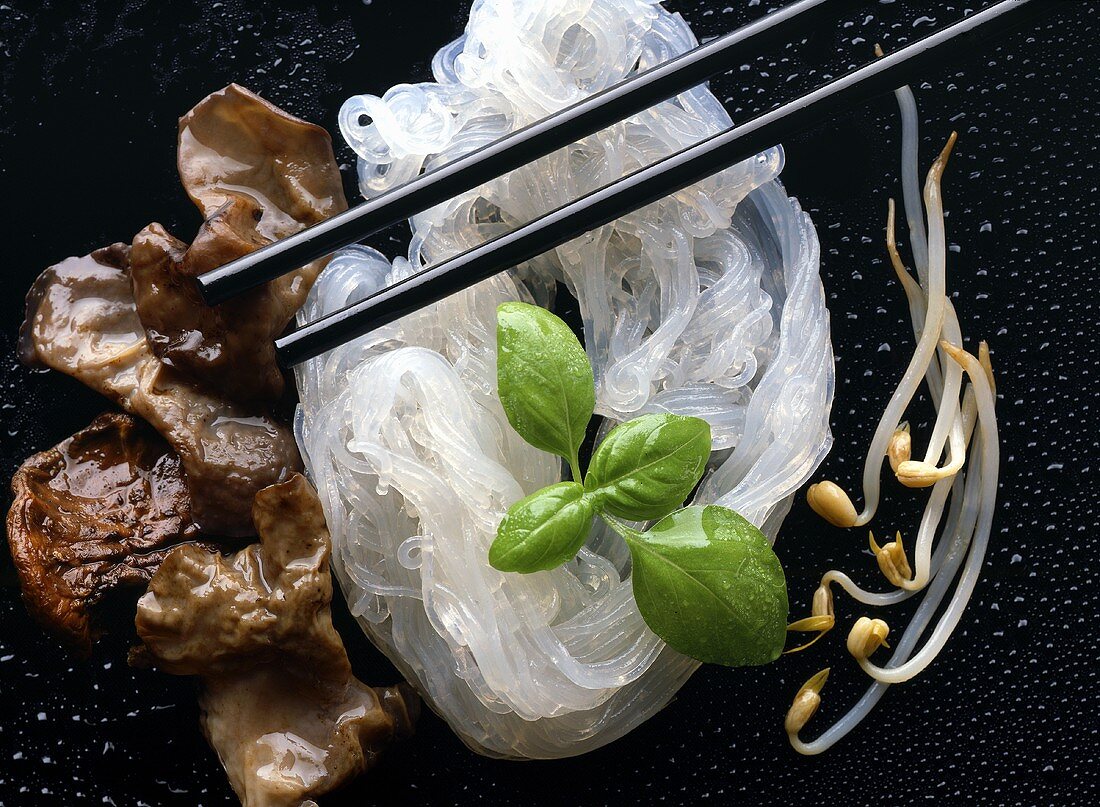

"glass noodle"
[295,0,833,758]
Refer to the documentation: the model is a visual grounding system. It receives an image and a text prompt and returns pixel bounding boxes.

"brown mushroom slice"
[130,84,349,404]
[21,245,301,536]
[6,412,213,655]
[178,83,346,236]
[135,474,417,807]
[200,668,417,807]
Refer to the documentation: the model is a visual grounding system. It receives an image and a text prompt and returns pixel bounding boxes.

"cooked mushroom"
[20,244,300,536]
[6,412,215,655]
[130,84,348,404]
[135,474,417,807]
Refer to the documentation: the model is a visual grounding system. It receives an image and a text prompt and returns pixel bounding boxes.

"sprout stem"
[851,133,956,526]
[790,83,999,753]
[887,199,943,399]
[859,344,998,683]
[895,85,930,282]
[791,446,983,753]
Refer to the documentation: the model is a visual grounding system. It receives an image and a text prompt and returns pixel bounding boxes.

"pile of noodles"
[295,0,834,758]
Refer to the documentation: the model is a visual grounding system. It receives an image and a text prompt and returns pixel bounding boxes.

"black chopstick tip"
[196,268,232,307]
[274,330,303,368]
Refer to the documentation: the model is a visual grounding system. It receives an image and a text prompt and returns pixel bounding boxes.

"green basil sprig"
[490,302,788,667]
[490,482,596,573]
[586,414,712,520]
[620,507,788,667]
[497,301,594,480]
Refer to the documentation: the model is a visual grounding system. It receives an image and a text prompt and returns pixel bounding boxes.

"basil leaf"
[489,482,595,573]
[497,302,594,473]
[585,413,711,520]
[625,505,788,666]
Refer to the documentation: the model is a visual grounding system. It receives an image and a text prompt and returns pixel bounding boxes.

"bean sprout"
[788,82,1000,752]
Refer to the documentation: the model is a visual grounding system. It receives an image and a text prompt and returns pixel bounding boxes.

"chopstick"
[276,0,1044,368]
[197,0,849,305]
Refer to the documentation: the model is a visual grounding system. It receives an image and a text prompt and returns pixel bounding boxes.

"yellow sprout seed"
[887,422,912,473]
[895,459,952,488]
[784,585,835,654]
[784,584,835,654]
[812,583,834,619]
[847,616,890,660]
[869,530,913,587]
[785,668,830,735]
[785,690,820,735]
[806,481,858,528]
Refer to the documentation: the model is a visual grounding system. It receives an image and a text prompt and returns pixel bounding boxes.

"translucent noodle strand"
[296,0,833,758]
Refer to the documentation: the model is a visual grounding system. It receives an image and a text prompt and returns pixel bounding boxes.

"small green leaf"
[497,302,595,474]
[625,505,788,667]
[490,482,595,573]
[585,414,711,521]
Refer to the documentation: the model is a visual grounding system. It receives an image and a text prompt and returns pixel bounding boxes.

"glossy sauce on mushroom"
[7,412,215,654]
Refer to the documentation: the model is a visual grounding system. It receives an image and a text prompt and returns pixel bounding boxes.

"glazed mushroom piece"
[130,83,349,404]
[19,244,300,536]
[134,474,418,807]
[6,412,216,655]
[17,84,349,535]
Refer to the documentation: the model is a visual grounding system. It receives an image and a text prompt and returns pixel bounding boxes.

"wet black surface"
[1,1,1097,805]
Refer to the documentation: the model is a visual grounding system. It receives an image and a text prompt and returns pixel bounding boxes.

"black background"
[1,1,1097,805]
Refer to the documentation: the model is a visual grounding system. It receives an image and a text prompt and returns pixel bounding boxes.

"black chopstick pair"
[197,0,1045,367]
[199,0,843,306]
